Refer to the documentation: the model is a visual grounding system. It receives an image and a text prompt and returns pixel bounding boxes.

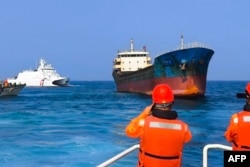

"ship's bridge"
[113,52,151,72]
[113,40,152,72]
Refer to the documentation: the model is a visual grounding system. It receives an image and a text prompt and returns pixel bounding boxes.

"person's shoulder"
[231,112,241,118]
[238,110,250,116]
[177,119,189,125]
[231,110,246,118]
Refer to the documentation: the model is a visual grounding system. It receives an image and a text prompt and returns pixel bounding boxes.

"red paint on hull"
[116,75,207,97]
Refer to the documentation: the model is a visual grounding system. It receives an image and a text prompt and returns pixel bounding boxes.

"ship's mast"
[130,39,134,52]
[180,35,184,49]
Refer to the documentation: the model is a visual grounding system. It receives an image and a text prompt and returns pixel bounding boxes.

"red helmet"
[245,82,250,95]
[152,84,174,104]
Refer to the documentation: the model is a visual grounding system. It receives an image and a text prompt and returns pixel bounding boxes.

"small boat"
[7,58,70,87]
[0,80,26,97]
[112,36,214,98]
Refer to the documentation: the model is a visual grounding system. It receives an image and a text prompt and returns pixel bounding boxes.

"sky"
[0,0,249,81]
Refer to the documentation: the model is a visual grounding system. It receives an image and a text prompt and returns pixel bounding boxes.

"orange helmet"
[152,84,174,104]
[245,82,250,96]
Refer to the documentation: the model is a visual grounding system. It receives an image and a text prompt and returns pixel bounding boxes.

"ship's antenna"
[130,39,134,52]
[180,34,184,49]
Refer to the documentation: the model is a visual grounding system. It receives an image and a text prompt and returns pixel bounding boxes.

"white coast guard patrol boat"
[7,58,69,87]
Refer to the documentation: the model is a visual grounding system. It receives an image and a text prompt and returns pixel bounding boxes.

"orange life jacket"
[138,115,189,167]
[4,80,8,87]
[232,111,250,150]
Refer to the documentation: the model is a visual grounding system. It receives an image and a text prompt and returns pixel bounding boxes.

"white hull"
[7,58,70,87]
[8,77,69,87]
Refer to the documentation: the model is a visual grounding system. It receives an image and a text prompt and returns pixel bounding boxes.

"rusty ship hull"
[112,47,214,98]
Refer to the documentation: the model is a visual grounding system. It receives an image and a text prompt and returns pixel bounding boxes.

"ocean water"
[0,81,248,167]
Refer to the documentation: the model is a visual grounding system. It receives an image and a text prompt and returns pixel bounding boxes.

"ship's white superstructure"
[7,58,70,87]
[113,39,152,72]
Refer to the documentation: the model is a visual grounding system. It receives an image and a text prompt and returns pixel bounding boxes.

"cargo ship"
[112,36,214,98]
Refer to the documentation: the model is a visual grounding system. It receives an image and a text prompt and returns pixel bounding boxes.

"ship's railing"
[155,42,212,57]
[97,143,232,167]
[203,144,232,167]
[176,42,211,50]
[156,42,211,57]
[97,144,139,167]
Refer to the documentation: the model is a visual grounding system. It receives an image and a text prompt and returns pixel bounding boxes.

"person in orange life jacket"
[4,80,9,87]
[125,84,192,167]
[224,82,250,151]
